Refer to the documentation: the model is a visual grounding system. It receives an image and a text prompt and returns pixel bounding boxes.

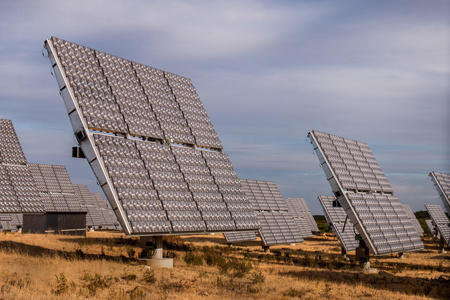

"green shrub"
[183,251,204,266]
[142,269,157,285]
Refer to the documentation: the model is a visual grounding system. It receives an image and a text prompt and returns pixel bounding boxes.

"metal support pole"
[152,236,163,259]
[439,235,447,253]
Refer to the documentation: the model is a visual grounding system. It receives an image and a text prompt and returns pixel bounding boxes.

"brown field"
[0,231,448,299]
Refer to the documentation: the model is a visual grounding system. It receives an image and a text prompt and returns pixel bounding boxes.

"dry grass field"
[0,231,448,299]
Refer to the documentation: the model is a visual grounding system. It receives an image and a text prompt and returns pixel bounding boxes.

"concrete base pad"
[140,258,173,269]
[363,268,378,274]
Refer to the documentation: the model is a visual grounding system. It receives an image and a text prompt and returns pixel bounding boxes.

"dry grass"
[0,231,448,299]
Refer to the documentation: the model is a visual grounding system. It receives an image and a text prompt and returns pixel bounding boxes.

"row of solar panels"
[223,180,319,246]
[0,118,315,243]
[0,118,119,230]
[45,37,448,254]
[2,37,445,256]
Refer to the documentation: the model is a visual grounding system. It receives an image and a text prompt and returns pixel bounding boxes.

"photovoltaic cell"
[308,130,423,255]
[425,204,450,246]
[224,179,303,246]
[318,195,360,251]
[44,37,258,236]
[402,204,423,236]
[429,172,450,214]
[285,198,319,236]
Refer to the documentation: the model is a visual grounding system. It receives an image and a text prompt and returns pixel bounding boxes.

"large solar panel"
[308,130,423,255]
[425,204,450,246]
[402,204,424,236]
[44,37,259,236]
[0,119,44,214]
[225,179,303,247]
[429,172,450,214]
[28,163,86,213]
[318,195,360,251]
[285,198,319,236]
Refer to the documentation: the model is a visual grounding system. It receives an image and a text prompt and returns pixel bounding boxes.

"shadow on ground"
[279,268,450,300]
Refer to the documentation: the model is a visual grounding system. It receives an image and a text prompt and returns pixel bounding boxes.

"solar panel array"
[74,184,119,229]
[429,172,450,214]
[45,37,259,236]
[308,130,423,255]
[425,204,450,246]
[0,119,44,214]
[318,195,360,251]
[225,179,303,246]
[28,163,86,213]
[402,204,424,236]
[285,198,319,235]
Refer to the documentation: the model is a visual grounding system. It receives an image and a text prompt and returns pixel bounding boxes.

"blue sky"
[0,0,449,214]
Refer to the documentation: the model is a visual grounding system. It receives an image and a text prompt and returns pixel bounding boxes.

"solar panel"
[402,204,424,236]
[318,195,360,251]
[425,219,437,237]
[223,231,257,243]
[44,37,258,236]
[73,185,103,228]
[28,163,86,213]
[0,214,22,231]
[225,179,303,247]
[0,119,44,214]
[425,204,450,246]
[429,172,450,214]
[285,198,319,236]
[0,119,27,165]
[308,130,424,255]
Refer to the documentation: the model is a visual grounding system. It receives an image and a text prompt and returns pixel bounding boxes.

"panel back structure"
[318,195,360,251]
[0,119,44,214]
[425,219,437,237]
[285,198,319,236]
[308,130,423,255]
[429,172,450,214]
[225,179,303,247]
[44,37,259,236]
[402,204,424,236]
[425,204,450,246]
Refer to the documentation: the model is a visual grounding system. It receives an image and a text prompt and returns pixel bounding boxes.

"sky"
[0,0,449,215]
